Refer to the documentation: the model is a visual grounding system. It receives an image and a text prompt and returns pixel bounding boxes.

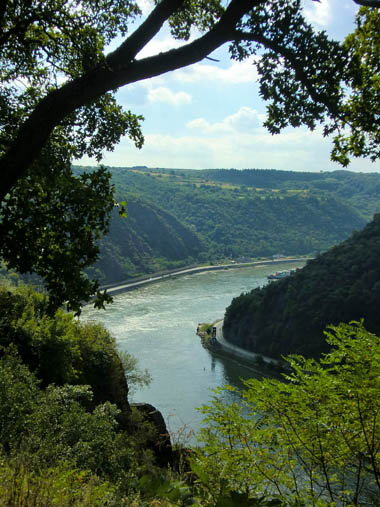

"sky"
[81,0,380,173]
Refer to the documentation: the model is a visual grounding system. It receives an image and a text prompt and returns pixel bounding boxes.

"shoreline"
[100,257,310,297]
[197,319,288,378]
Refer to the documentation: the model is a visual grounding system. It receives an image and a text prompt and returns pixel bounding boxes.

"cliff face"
[88,196,205,283]
[224,214,380,359]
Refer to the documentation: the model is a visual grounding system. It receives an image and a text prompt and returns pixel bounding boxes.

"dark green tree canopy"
[0,0,379,312]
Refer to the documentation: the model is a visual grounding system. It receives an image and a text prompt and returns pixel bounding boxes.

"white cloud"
[187,107,265,134]
[133,129,380,172]
[126,130,322,170]
[137,37,187,59]
[175,57,259,84]
[303,0,332,27]
[136,0,153,16]
[82,124,380,173]
[147,86,192,106]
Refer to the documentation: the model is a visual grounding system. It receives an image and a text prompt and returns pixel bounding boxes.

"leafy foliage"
[0,0,144,312]
[0,350,157,502]
[0,161,116,314]
[331,7,380,165]
[235,0,346,133]
[0,0,140,83]
[0,284,149,418]
[0,284,163,504]
[196,322,380,506]
[0,459,118,507]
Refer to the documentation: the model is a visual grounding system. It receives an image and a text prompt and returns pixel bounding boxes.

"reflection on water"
[82,262,305,439]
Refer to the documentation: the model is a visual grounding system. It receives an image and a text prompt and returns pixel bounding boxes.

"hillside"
[86,195,204,283]
[224,213,380,359]
[113,167,380,220]
[78,166,372,284]
[196,168,380,219]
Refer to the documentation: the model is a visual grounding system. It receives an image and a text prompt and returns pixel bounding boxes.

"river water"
[82,261,305,442]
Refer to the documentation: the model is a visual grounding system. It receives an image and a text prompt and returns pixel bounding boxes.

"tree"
[1,0,379,311]
[195,322,380,506]
[331,6,380,165]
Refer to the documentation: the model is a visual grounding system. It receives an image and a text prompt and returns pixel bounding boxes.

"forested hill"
[75,166,380,283]
[192,168,380,220]
[224,213,380,359]
[85,195,204,283]
[113,167,380,220]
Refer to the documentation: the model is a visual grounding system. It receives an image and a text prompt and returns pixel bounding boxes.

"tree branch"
[106,0,186,69]
[232,29,342,120]
[0,0,261,203]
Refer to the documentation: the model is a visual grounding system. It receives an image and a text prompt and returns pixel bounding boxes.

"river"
[82,261,305,442]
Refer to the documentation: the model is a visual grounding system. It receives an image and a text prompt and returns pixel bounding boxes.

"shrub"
[195,322,380,505]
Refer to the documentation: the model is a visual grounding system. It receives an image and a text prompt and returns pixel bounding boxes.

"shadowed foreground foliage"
[0,284,159,504]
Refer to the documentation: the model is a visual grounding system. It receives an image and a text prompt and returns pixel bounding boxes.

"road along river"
[81,261,306,442]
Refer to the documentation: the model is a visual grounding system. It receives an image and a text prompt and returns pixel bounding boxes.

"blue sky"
[82,0,380,173]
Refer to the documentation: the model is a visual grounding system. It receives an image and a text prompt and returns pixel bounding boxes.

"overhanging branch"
[0,0,262,203]
[232,30,342,120]
[107,0,186,69]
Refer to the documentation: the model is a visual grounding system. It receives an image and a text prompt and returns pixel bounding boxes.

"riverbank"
[197,319,288,378]
[100,257,310,297]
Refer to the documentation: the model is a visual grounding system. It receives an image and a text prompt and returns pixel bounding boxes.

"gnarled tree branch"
[0,0,263,203]
[232,29,343,120]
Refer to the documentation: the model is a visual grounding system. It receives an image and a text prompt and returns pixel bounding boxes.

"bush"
[0,459,119,507]
[195,322,380,506]
[0,284,161,501]
[0,285,133,419]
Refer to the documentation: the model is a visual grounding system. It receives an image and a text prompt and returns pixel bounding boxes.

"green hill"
[86,195,204,283]
[80,166,372,284]
[115,167,380,220]
[224,213,380,359]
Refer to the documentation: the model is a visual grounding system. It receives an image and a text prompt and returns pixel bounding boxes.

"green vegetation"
[196,322,380,506]
[0,0,148,312]
[224,213,380,359]
[198,323,213,335]
[190,168,380,221]
[196,323,214,348]
[2,287,378,506]
[78,165,371,285]
[1,2,380,505]
[0,283,154,421]
[7,164,380,288]
[0,284,168,504]
[86,195,205,284]
[331,6,380,165]
[2,1,380,312]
